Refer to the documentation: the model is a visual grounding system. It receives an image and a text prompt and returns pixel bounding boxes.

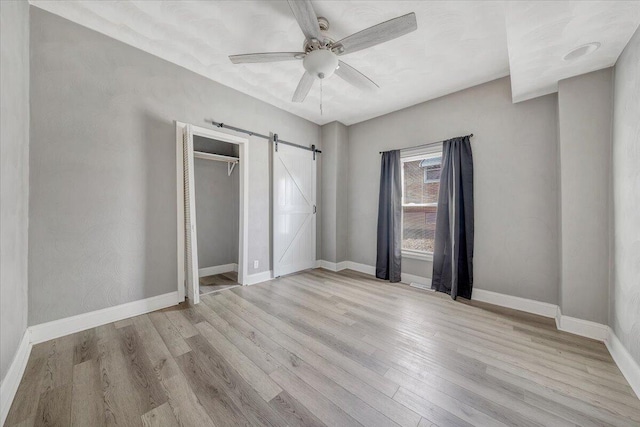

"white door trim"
[176,123,186,301]
[175,121,249,303]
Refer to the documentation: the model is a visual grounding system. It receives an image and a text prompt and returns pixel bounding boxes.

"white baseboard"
[344,261,376,276]
[245,270,273,286]
[472,288,559,318]
[0,331,32,426]
[318,260,349,272]
[1,290,181,424]
[199,263,237,277]
[605,329,640,398]
[318,260,433,288]
[29,291,180,344]
[554,309,610,342]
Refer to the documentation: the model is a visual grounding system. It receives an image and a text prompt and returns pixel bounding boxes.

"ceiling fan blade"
[292,72,315,102]
[287,0,322,41]
[335,12,417,55]
[229,52,305,64]
[335,61,379,90]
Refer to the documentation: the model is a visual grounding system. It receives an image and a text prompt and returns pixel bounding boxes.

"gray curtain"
[376,150,402,282]
[432,136,474,299]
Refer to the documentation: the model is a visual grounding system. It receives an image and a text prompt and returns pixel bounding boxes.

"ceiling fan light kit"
[303,49,339,79]
[228,0,417,104]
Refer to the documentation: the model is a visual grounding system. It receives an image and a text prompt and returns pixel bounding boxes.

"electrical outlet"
[253,260,259,269]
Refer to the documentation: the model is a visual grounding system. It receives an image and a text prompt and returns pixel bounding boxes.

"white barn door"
[182,124,200,304]
[272,141,317,277]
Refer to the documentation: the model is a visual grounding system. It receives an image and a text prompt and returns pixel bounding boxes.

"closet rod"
[193,151,238,163]
[210,120,322,156]
[193,151,238,176]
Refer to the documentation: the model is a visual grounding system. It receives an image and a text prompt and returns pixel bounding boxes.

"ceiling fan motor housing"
[302,16,339,53]
[303,49,339,79]
[317,16,329,31]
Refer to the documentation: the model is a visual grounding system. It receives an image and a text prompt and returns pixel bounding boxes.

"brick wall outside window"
[402,158,441,253]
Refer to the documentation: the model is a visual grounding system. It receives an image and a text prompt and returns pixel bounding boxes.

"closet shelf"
[194,151,238,176]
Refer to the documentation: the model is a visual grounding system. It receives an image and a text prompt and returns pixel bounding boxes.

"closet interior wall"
[193,135,240,274]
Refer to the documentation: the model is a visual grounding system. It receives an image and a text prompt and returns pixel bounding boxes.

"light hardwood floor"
[5,269,640,426]
[199,271,239,295]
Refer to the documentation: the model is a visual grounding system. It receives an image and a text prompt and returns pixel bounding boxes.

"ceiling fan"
[229,0,417,103]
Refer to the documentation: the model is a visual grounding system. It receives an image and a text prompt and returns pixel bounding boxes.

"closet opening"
[194,135,240,296]
[176,122,249,304]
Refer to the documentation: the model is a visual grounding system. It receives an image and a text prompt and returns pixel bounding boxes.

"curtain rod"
[209,120,322,157]
[379,133,474,154]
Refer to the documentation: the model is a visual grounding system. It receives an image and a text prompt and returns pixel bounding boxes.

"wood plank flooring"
[5,269,640,426]
[199,272,239,295]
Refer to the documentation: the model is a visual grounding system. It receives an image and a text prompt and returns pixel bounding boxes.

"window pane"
[403,205,438,252]
[403,159,441,204]
[402,156,441,253]
[424,165,441,183]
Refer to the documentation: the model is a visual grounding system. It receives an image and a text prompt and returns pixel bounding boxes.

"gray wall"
[321,121,349,263]
[0,0,30,383]
[557,69,613,324]
[28,8,319,325]
[347,77,560,303]
[194,152,239,269]
[611,26,640,364]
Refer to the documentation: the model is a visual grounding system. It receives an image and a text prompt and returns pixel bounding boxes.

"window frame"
[400,147,443,262]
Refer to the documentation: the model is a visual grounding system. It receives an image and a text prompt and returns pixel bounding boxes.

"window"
[421,157,442,184]
[401,150,442,259]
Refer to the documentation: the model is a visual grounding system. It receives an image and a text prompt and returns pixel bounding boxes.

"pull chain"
[320,78,323,116]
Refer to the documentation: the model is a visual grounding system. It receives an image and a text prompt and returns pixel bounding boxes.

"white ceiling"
[506,1,640,102]
[29,1,640,126]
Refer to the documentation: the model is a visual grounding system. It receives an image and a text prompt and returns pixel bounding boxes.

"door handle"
[313,205,317,214]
